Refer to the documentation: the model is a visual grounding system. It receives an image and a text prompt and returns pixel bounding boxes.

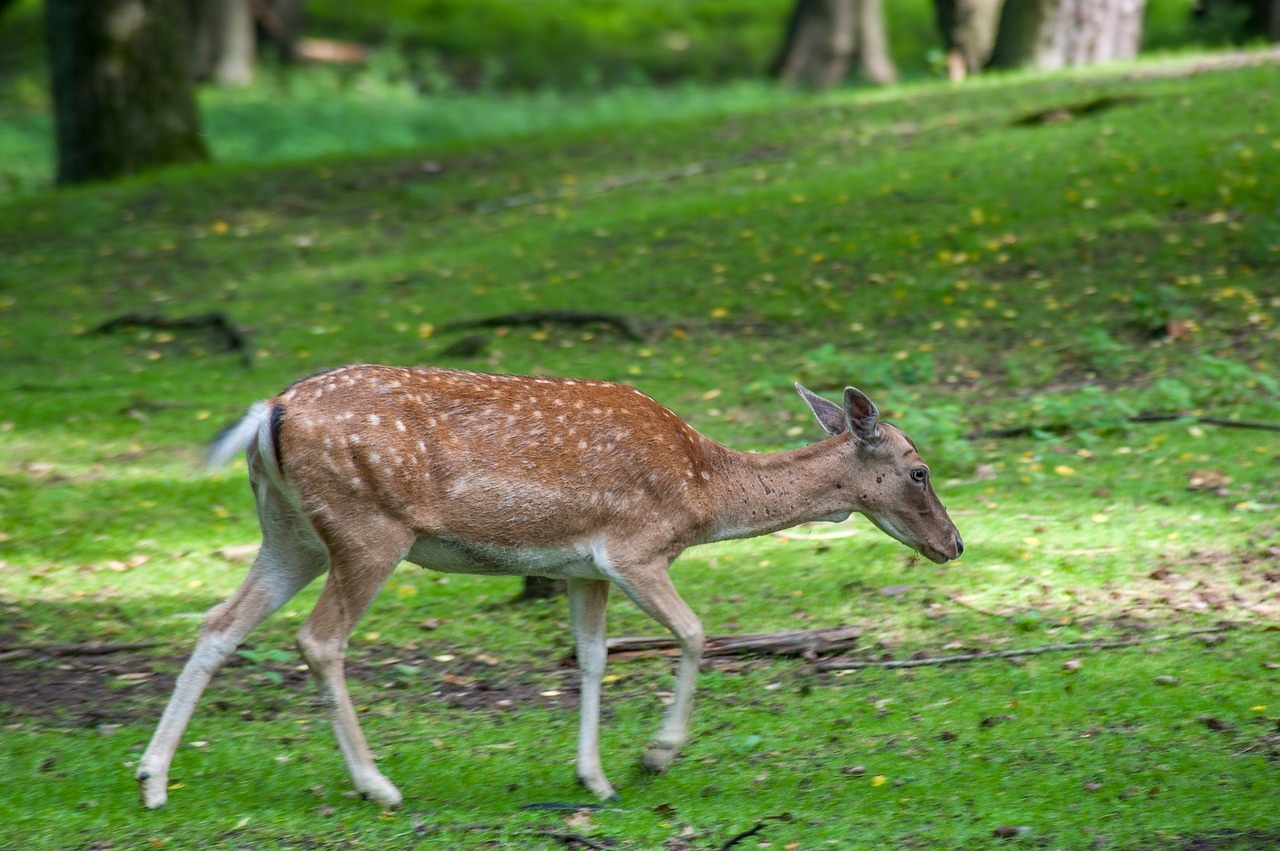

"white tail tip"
[204,401,270,471]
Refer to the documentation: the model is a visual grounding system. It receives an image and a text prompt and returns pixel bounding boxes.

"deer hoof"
[577,774,619,801]
[641,745,678,773]
[137,771,168,809]
[356,774,403,807]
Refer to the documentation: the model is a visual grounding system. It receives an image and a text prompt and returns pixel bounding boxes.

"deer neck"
[698,437,857,544]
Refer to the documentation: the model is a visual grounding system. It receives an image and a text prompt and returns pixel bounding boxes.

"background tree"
[935,0,1007,80]
[772,0,896,88]
[988,0,1148,70]
[190,0,255,85]
[188,0,309,85]
[46,0,208,186]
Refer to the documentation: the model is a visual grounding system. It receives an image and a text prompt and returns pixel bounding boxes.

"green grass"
[1,56,1279,850]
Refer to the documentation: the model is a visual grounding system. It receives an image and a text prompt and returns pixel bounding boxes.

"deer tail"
[204,401,273,471]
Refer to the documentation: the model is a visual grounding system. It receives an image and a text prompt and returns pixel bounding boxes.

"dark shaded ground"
[0,644,584,728]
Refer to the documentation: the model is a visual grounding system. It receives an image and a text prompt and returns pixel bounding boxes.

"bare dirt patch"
[0,645,582,727]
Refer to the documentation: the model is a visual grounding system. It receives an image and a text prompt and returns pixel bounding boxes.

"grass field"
[1,53,1278,850]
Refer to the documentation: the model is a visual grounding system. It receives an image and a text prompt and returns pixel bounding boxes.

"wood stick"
[0,640,169,657]
[442,309,644,342]
[607,625,862,658]
[816,626,1233,672]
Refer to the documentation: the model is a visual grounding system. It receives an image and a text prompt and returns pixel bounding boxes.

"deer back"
[268,365,719,550]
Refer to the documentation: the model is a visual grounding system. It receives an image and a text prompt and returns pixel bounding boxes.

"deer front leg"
[609,564,705,773]
[567,577,616,800]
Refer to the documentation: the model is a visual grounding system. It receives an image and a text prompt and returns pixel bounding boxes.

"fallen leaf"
[1187,470,1230,491]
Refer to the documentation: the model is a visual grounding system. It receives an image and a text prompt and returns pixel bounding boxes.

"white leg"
[137,543,323,808]
[568,577,615,800]
[608,563,705,773]
[296,526,410,807]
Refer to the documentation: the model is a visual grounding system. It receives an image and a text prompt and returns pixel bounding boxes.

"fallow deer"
[137,365,963,808]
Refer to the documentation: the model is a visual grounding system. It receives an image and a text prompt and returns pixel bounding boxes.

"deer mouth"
[866,516,962,564]
[921,531,964,564]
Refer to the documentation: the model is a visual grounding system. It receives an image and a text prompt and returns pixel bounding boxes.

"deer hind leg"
[137,497,328,808]
[608,563,704,773]
[568,577,617,800]
[297,519,413,807]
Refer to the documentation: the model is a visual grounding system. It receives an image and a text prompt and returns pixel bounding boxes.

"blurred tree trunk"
[190,0,255,84]
[46,0,208,186]
[772,0,897,88]
[989,0,1147,70]
[935,0,1007,80]
[255,0,307,61]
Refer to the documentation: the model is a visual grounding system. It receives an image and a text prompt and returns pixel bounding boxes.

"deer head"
[795,382,963,564]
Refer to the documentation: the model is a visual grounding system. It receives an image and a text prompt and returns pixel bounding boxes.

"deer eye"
[910,467,928,483]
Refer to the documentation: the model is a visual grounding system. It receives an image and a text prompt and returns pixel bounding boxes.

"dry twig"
[817,626,1234,672]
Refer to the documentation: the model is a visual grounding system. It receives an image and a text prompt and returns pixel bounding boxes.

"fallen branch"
[607,625,862,659]
[89,312,252,365]
[1121,45,1280,80]
[1127,413,1280,432]
[718,815,792,851]
[0,640,168,658]
[442,309,644,342]
[967,412,1280,440]
[1013,95,1138,127]
[816,626,1233,672]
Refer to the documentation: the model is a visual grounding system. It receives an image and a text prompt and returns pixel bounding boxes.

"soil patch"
[0,646,585,727]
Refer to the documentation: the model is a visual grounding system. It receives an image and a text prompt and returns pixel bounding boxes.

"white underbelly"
[405,535,610,581]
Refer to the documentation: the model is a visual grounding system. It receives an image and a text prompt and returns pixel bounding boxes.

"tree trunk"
[855,0,898,84]
[254,0,307,61]
[935,0,1007,80]
[772,0,897,88]
[46,0,209,186]
[190,0,255,84]
[988,0,1063,69]
[989,0,1147,70]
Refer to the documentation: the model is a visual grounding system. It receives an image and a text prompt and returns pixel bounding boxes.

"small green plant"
[235,648,295,686]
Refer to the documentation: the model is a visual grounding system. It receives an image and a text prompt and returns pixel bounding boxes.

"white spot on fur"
[369,414,381,426]
[395,420,407,432]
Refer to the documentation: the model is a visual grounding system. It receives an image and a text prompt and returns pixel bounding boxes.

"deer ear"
[795,382,848,437]
[843,387,881,445]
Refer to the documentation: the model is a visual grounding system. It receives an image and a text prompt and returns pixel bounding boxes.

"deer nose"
[954,533,965,558]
